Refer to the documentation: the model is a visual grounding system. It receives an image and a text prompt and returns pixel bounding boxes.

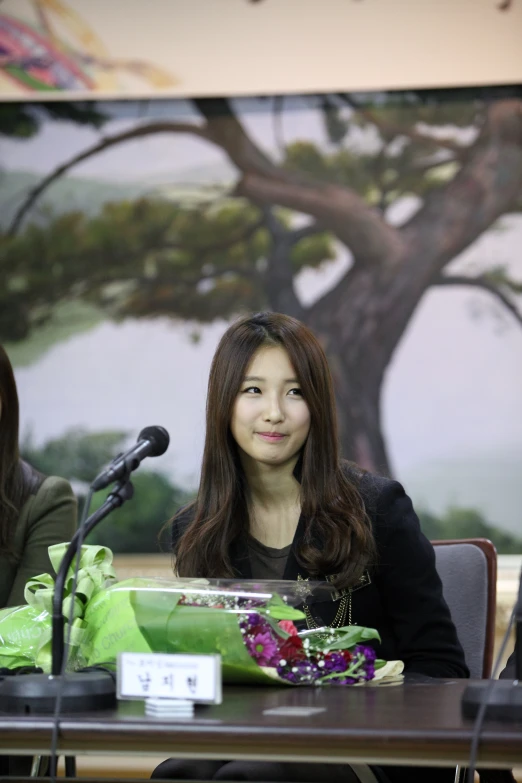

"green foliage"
[484,266,522,294]
[418,507,522,555]
[284,141,332,181]
[321,104,349,145]
[88,471,191,554]
[290,232,335,271]
[342,89,485,128]
[282,139,455,206]
[0,102,107,138]
[21,429,128,483]
[353,100,479,133]
[0,197,334,341]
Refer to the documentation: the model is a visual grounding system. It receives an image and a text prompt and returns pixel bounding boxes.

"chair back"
[431,538,497,678]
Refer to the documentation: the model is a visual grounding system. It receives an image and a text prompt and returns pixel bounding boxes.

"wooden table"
[1,680,521,773]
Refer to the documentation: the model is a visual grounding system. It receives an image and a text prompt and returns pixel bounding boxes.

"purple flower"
[353,644,376,681]
[322,652,348,673]
[238,613,378,686]
[239,612,268,633]
[277,659,320,684]
[331,676,357,685]
[246,631,279,667]
[246,612,263,628]
[357,644,376,662]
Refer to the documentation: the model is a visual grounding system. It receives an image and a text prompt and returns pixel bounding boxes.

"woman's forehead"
[244,345,296,377]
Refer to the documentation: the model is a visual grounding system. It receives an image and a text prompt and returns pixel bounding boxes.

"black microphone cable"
[48,485,95,782]
[466,602,517,783]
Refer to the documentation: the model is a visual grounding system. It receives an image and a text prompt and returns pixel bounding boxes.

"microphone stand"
[461,569,522,722]
[0,479,134,714]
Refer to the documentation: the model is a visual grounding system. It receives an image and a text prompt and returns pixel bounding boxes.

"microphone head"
[138,426,170,457]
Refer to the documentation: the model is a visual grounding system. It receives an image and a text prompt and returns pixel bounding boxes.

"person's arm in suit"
[6,476,77,607]
[499,649,516,680]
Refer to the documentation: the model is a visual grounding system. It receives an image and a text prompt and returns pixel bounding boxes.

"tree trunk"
[262,216,306,319]
[306,248,447,475]
[306,263,399,475]
[330,344,391,475]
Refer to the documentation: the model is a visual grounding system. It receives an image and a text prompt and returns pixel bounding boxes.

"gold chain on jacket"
[297,574,352,629]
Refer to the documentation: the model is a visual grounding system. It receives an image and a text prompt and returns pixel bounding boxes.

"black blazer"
[499,650,516,680]
[171,470,469,680]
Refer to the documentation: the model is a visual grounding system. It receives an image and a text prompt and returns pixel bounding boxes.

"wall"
[1,0,522,100]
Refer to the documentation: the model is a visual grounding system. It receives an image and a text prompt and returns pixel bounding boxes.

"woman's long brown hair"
[174,312,376,589]
[0,344,31,555]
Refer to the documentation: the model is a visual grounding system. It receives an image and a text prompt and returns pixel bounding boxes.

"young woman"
[0,344,77,608]
[156,312,468,783]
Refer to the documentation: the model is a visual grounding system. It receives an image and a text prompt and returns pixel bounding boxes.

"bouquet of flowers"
[240,615,380,685]
[0,544,404,687]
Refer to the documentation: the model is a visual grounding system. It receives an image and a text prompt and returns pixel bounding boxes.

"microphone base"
[0,671,116,714]
[461,680,522,722]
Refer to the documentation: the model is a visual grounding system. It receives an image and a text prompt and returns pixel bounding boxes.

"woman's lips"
[256,432,286,442]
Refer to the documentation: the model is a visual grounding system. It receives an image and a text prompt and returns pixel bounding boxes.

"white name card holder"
[117,652,222,705]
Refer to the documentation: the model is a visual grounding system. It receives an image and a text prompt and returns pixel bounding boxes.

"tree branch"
[194,98,281,179]
[433,273,522,327]
[237,172,402,262]
[335,93,471,155]
[290,221,325,242]
[9,95,401,268]
[194,98,401,264]
[400,99,522,282]
[260,210,323,244]
[7,121,212,236]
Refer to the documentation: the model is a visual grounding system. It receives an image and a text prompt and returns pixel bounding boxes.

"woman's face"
[230,345,311,471]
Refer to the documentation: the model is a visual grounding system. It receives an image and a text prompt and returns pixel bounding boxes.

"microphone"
[461,567,522,722]
[91,426,170,491]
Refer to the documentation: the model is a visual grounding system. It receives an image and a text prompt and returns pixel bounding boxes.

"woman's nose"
[263,395,284,422]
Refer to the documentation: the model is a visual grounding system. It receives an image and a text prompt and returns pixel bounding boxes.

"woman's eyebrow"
[242,376,299,383]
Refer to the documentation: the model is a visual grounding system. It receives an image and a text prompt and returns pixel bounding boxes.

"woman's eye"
[243,386,261,394]
[288,388,303,396]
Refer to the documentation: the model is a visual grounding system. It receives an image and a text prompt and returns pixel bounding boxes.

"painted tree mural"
[1,91,522,474]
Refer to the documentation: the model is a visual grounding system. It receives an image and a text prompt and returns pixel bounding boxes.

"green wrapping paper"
[77,579,307,684]
[0,542,116,672]
[0,604,49,670]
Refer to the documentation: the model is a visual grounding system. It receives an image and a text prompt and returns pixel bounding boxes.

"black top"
[171,469,469,679]
[246,535,292,580]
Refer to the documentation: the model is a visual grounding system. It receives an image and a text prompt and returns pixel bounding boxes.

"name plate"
[117,652,222,704]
